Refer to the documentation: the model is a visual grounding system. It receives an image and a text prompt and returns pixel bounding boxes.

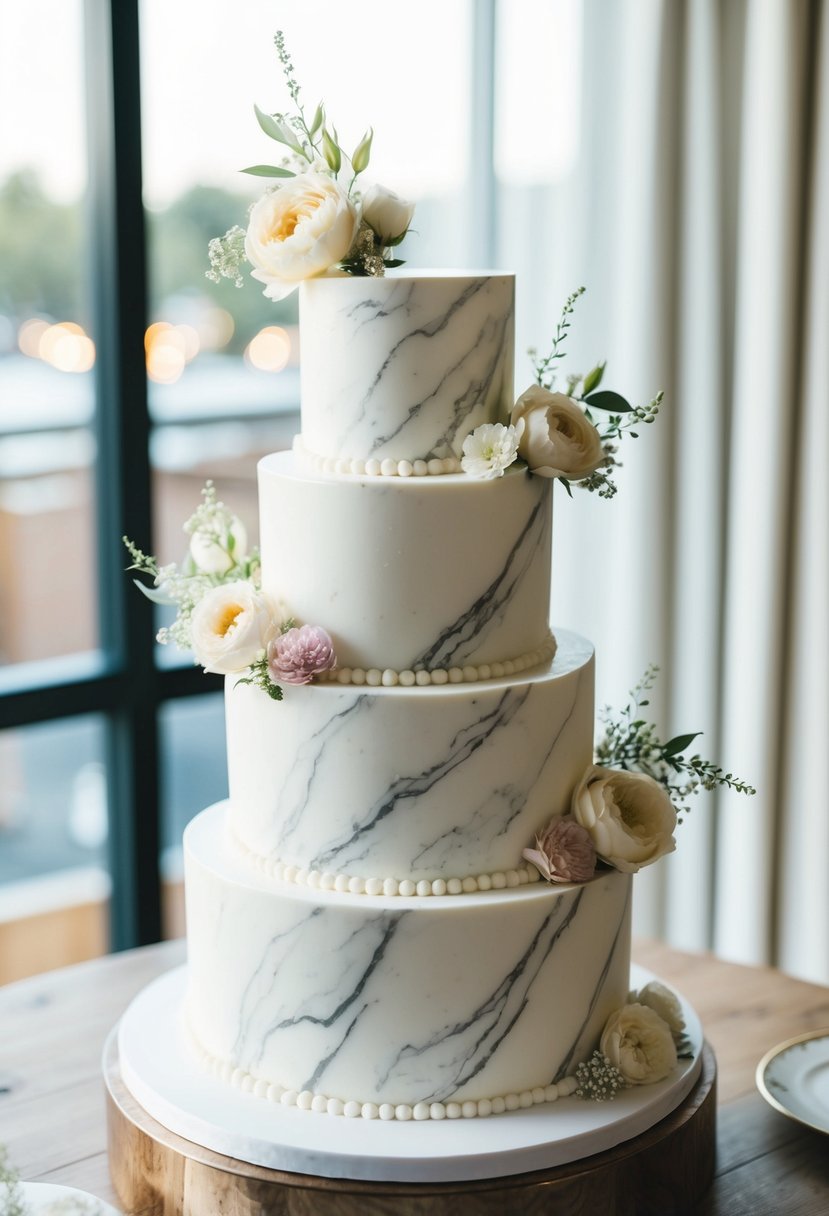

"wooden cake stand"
[105,1029,716,1215]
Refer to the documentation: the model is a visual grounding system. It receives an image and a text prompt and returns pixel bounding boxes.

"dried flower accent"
[522,816,597,884]
[269,624,337,685]
[574,1050,628,1101]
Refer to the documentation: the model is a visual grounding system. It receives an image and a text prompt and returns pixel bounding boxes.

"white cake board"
[116,963,703,1184]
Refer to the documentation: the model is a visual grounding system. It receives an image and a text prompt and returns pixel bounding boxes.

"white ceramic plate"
[756,1028,829,1134]
[17,1182,121,1215]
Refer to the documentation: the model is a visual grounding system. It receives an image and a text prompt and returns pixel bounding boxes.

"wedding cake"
[182,270,633,1120]
[122,38,751,1137]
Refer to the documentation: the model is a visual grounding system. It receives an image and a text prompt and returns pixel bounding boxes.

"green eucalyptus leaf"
[584,390,633,413]
[383,257,406,268]
[559,477,574,498]
[254,104,304,154]
[240,164,296,177]
[582,361,606,395]
[662,731,702,758]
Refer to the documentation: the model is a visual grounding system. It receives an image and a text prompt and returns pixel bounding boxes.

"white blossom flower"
[460,422,521,479]
[600,1003,677,1085]
[572,764,677,873]
[189,581,275,674]
[245,171,360,302]
[511,384,605,479]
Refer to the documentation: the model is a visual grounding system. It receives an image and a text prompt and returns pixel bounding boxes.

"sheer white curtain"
[498,0,829,982]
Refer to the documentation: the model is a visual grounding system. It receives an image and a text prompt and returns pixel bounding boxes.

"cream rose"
[572,765,677,873]
[189,516,247,576]
[189,581,275,674]
[633,980,686,1039]
[245,172,360,301]
[600,1003,677,1085]
[510,385,605,479]
[361,182,416,244]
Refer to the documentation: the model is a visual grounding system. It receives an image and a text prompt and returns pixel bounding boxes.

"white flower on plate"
[632,980,686,1040]
[361,182,416,244]
[189,515,247,576]
[571,764,677,873]
[245,171,360,302]
[189,581,275,674]
[600,1003,678,1085]
[510,384,605,479]
[460,421,522,480]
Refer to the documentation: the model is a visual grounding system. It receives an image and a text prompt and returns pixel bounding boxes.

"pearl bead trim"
[186,1015,579,1120]
[295,436,462,478]
[320,635,557,689]
[232,829,543,898]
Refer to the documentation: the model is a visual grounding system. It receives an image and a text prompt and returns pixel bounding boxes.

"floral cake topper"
[123,483,336,700]
[207,31,415,301]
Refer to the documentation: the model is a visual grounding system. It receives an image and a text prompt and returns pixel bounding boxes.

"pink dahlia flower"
[268,624,337,685]
[522,816,597,884]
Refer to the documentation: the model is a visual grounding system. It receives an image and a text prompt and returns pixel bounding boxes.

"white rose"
[189,516,247,576]
[600,1003,677,1085]
[245,172,360,302]
[510,385,605,479]
[361,182,416,244]
[572,765,676,873]
[632,980,686,1039]
[189,581,275,674]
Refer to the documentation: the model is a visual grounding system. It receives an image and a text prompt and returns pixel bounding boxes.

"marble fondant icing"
[185,803,632,1110]
[226,631,594,883]
[258,451,553,673]
[298,272,515,464]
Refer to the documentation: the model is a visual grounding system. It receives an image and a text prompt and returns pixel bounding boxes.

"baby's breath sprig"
[206,226,247,288]
[595,666,756,821]
[574,1051,629,1101]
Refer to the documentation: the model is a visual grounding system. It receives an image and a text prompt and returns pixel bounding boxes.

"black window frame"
[0,0,497,952]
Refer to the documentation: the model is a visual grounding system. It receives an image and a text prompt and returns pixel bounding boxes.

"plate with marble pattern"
[756,1029,829,1134]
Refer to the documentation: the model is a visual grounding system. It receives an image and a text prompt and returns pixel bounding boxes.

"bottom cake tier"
[184,804,632,1117]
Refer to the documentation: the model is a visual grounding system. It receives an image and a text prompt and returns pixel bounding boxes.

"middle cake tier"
[226,629,594,885]
[258,450,553,674]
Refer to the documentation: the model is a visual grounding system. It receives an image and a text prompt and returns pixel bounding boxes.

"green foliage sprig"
[531,288,663,498]
[595,666,756,821]
[0,1146,25,1216]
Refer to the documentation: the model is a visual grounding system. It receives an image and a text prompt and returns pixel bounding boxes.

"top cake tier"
[298,271,515,465]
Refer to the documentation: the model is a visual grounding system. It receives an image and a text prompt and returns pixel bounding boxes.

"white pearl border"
[321,636,557,689]
[295,436,461,478]
[186,1016,578,1121]
[233,829,544,898]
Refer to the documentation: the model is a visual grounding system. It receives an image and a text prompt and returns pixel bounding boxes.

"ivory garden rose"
[600,1003,677,1085]
[189,581,275,675]
[510,385,605,480]
[361,183,416,244]
[632,980,686,1040]
[245,172,360,302]
[572,765,677,873]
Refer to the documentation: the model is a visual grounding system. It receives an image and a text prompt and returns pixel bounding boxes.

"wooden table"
[1,940,828,1213]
